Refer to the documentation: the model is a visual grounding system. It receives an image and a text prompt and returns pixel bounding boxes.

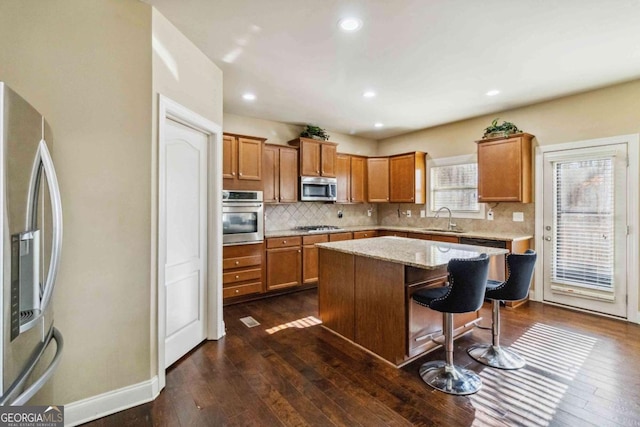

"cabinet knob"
[386,197,389,200]
[283,240,287,244]
[298,250,301,253]
[239,172,243,176]
[235,289,240,294]
[317,170,320,173]
[231,172,235,176]
[364,233,368,237]
[235,275,240,279]
[235,261,240,265]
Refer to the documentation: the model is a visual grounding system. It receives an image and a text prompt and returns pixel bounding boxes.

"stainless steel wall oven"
[222,190,264,245]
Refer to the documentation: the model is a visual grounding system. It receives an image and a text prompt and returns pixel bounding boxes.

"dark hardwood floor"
[84,289,640,426]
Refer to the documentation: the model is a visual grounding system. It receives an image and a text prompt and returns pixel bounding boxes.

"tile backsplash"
[377,202,535,235]
[265,202,377,232]
[264,201,534,235]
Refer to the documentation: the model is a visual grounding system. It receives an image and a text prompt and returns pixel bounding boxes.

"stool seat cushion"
[486,279,503,291]
[413,286,450,308]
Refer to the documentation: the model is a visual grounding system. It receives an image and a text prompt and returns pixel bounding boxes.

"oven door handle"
[222,203,262,209]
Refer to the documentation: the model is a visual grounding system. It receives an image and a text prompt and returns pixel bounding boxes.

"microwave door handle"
[26,139,63,312]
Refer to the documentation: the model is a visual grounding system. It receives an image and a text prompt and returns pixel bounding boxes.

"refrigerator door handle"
[0,327,63,406]
[26,138,63,313]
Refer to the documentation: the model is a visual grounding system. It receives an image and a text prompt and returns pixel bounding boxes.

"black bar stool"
[467,249,537,370]
[412,254,490,395]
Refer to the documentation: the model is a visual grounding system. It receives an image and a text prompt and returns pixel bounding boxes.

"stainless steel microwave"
[300,176,337,201]
[222,190,264,245]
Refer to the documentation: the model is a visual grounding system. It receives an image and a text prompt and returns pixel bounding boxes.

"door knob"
[544,236,551,241]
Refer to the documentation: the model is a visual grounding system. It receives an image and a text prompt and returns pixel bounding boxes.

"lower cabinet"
[353,230,378,239]
[430,234,459,243]
[378,230,408,238]
[266,236,302,291]
[302,234,329,284]
[223,243,264,300]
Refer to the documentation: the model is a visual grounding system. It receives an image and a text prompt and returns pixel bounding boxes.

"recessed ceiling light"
[363,91,376,98]
[486,89,500,97]
[338,18,362,32]
[242,93,256,101]
[374,123,384,128]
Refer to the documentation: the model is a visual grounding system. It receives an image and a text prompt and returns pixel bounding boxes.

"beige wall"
[150,8,224,376]
[378,79,640,157]
[224,113,378,156]
[0,0,153,404]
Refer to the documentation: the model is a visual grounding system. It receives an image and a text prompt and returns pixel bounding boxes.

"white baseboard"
[65,376,160,426]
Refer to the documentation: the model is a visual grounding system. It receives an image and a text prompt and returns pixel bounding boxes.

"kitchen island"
[317,236,509,366]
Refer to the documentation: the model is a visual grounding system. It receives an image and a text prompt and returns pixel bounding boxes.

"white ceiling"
[147,0,640,139]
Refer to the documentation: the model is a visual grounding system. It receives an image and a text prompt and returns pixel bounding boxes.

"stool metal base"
[467,344,526,370]
[419,361,482,395]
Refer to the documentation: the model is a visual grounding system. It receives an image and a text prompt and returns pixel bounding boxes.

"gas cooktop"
[295,225,343,233]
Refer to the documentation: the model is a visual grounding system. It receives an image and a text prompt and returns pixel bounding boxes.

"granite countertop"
[316,236,509,270]
[265,225,532,242]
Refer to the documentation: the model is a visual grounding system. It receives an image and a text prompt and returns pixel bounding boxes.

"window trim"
[426,154,485,220]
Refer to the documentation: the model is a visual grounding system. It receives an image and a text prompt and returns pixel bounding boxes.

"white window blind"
[430,163,479,212]
[553,158,614,291]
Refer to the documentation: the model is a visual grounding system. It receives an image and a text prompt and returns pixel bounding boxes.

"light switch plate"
[487,210,494,221]
[513,212,524,222]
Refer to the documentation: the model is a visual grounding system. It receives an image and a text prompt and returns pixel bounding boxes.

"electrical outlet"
[513,212,524,222]
[406,210,411,218]
[367,208,372,217]
[487,210,494,221]
[420,210,426,218]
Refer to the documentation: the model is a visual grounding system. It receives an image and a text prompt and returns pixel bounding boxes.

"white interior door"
[542,144,628,317]
[163,119,208,367]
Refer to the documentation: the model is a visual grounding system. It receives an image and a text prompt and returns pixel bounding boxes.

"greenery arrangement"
[300,125,330,141]
[483,118,522,138]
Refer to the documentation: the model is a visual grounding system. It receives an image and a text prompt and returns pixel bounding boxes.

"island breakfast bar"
[317,236,509,367]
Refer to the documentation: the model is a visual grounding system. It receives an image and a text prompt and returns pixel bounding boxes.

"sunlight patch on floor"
[471,322,597,426]
[265,316,322,334]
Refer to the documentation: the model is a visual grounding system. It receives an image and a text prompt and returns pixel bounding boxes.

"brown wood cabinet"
[336,153,367,203]
[353,230,378,239]
[367,157,389,202]
[288,138,337,177]
[430,234,459,243]
[389,152,426,204]
[222,243,264,301]
[378,230,408,238]
[302,234,329,284]
[329,232,353,242]
[223,133,265,191]
[266,237,302,291]
[476,133,534,203]
[263,144,298,203]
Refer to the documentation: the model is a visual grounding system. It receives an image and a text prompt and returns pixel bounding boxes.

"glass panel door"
[542,144,627,317]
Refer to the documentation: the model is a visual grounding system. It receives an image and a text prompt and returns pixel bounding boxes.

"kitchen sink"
[422,228,466,234]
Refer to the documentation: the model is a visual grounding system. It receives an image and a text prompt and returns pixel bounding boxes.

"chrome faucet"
[434,207,456,231]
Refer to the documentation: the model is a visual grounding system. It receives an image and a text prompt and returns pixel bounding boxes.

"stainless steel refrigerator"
[0,82,63,405]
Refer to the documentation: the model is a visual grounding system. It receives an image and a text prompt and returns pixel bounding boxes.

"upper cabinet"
[336,153,367,203]
[263,144,298,203]
[288,138,337,177]
[223,133,265,191]
[367,157,390,202]
[389,152,426,203]
[476,133,533,203]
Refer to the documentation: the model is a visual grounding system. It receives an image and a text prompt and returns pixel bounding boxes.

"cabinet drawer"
[223,242,263,258]
[302,234,329,245]
[223,255,261,270]
[430,235,459,243]
[329,232,352,242]
[266,236,302,248]
[223,268,262,284]
[353,230,378,239]
[223,281,262,299]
